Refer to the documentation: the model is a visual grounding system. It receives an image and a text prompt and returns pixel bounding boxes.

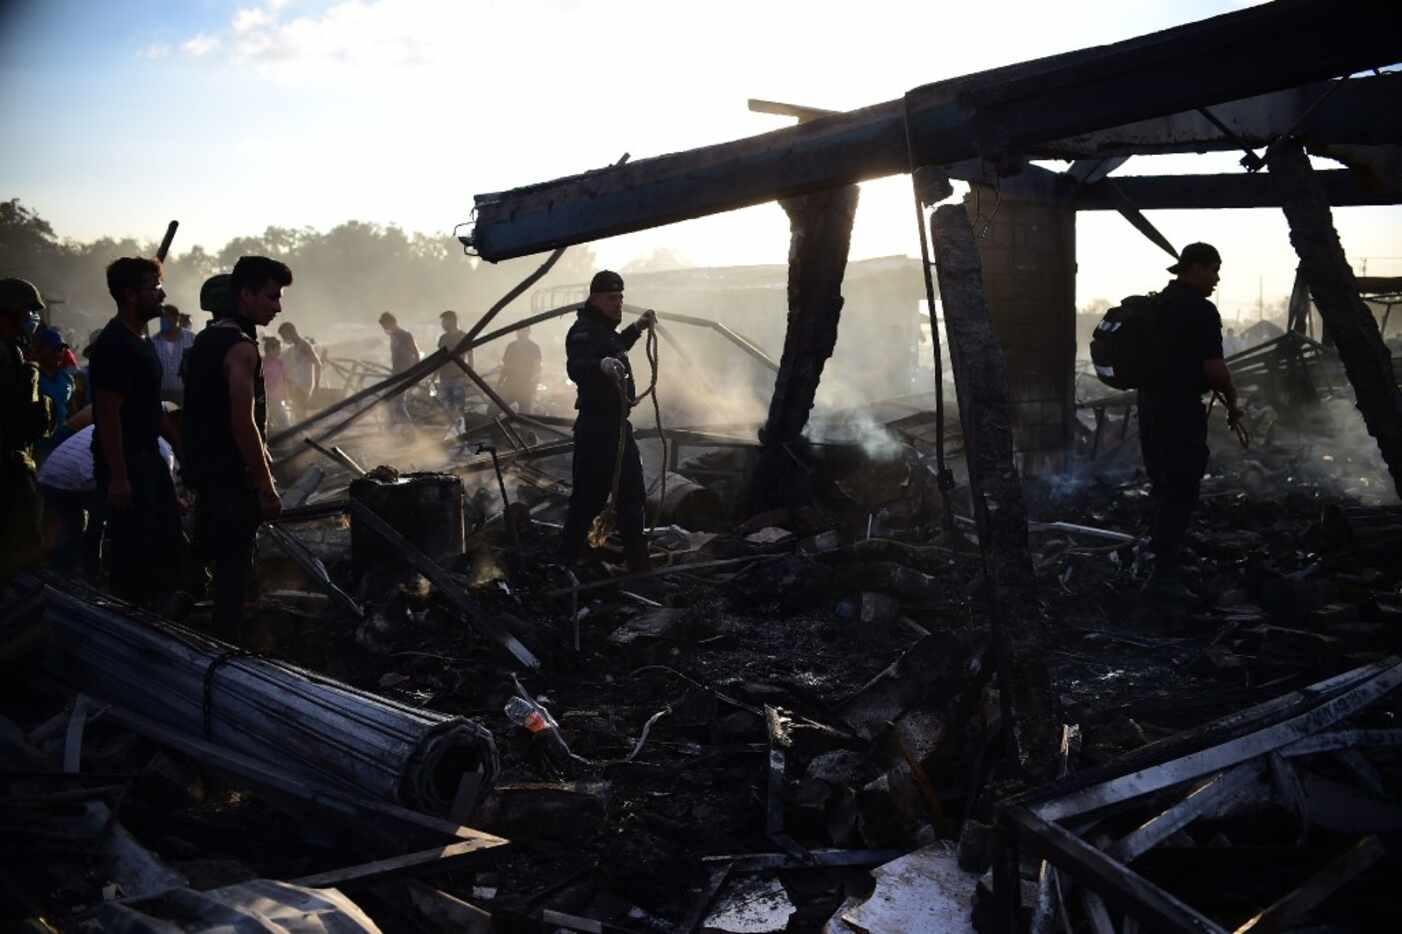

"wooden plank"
[467,1,1402,259]
[1076,169,1397,211]
[1029,659,1402,822]
[402,882,492,932]
[350,501,540,669]
[292,838,501,888]
[1004,805,1228,934]
[1233,835,1386,933]
[63,695,89,774]
[542,554,782,598]
[1269,138,1402,498]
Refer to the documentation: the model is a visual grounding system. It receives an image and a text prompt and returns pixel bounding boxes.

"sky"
[1,0,1398,318]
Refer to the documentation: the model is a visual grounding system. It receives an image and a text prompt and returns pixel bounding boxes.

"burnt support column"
[1268,140,1402,499]
[965,186,1078,474]
[748,185,860,514]
[932,203,1058,782]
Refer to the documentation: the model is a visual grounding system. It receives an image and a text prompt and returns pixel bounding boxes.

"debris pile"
[5,374,1402,931]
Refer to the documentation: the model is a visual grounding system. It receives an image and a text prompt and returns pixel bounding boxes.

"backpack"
[1089,293,1162,390]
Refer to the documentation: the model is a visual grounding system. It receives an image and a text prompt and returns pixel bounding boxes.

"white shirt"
[37,425,176,493]
[152,330,194,394]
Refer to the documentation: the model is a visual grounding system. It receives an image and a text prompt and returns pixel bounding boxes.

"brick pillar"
[964,186,1077,474]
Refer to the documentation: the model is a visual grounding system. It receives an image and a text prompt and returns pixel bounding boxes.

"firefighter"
[557,271,656,571]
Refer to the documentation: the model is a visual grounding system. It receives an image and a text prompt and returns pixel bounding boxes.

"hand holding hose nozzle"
[1212,391,1251,449]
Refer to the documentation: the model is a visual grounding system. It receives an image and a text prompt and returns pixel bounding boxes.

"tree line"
[1,197,599,342]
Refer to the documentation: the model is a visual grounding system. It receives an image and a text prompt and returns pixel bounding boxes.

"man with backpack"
[1137,242,1244,595]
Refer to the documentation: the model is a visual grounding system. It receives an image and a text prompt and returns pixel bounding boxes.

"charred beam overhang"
[1075,169,1401,210]
[1027,73,1402,159]
[467,0,1402,261]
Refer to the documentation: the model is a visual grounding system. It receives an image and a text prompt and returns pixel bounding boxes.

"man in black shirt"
[185,257,291,642]
[1138,242,1245,593]
[558,270,656,572]
[90,257,181,606]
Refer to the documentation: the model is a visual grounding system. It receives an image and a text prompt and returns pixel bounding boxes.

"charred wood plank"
[1269,138,1402,498]
[749,185,860,514]
[291,838,503,889]
[1003,805,1227,933]
[467,1,1402,260]
[1076,169,1397,211]
[349,501,540,669]
[1233,835,1387,933]
[931,203,1059,781]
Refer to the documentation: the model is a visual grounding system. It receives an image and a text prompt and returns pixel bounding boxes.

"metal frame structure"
[995,658,1402,933]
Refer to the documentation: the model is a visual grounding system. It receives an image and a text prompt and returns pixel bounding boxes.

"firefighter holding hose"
[557,270,656,572]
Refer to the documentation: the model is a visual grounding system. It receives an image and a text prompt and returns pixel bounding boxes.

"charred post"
[1268,138,1402,499]
[931,202,1059,782]
[748,184,860,514]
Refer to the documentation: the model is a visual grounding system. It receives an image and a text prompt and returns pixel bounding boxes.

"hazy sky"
[2,0,1397,317]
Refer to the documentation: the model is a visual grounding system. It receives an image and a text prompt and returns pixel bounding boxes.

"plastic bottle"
[504,695,558,734]
[504,695,581,770]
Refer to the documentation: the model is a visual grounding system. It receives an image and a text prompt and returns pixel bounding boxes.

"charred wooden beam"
[467,1,1402,260]
[1030,73,1402,159]
[1268,138,1402,499]
[930,203,1059,781]
[748,185,860,514]
[1076,169,1398,210]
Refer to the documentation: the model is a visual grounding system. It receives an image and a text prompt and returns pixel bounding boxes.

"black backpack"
[1089,293,1162,390]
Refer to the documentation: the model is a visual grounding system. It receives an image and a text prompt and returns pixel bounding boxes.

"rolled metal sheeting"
[41,585,497,816]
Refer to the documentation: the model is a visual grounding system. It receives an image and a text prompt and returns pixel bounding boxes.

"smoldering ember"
[3,1,1402,932]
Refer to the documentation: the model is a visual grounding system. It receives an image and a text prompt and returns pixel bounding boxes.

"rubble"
[6,7,1402,932]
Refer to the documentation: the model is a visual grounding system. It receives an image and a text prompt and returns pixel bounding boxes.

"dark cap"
[0,277,45,312]
[589,270,624,294]
[1167,242,1221,274]
[200,273,233,316]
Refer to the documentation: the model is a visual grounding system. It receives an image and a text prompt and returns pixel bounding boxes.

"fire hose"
[587,319,665,547]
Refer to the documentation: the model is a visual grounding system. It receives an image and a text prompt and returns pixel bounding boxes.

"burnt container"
[350,472,465,574]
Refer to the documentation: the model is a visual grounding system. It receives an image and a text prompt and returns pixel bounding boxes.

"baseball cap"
[0,277,45,312]
[34,325,64,350]
[589,270,624,294]
[1167,242,1221,274]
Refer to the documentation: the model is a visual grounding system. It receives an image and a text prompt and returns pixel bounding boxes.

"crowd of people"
[1,258,300,642]
[1,257,558,642]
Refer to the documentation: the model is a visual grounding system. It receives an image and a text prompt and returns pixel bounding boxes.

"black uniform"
[1138,280,1224,569]
[558,304,648,566]
[89,318,180,606]
[1,336,53,584]
[184,317,266,642]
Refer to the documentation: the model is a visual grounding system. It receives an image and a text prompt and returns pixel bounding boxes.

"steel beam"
[467,1,1402,260]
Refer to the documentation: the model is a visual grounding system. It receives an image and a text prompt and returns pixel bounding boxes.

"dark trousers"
[1,466,43,586]
[1138,394,1209,569]
[194,484,261,644]
[560,414,647,564]
[38,484,88,574]
[95,450,181,607]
